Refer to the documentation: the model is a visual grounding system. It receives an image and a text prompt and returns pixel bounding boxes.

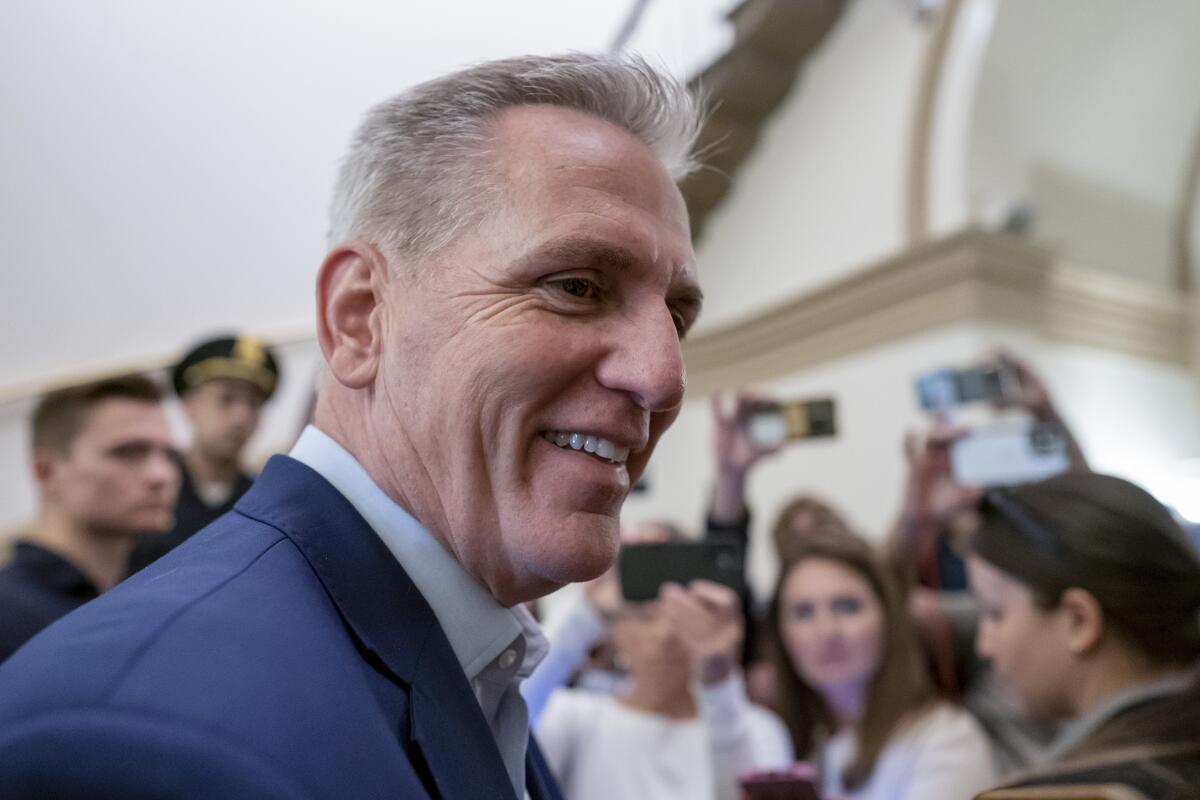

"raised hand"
[658,579,744,685]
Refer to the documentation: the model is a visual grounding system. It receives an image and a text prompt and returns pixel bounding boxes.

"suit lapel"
[410,650,518,800]
[526,735,564,800]
[235,456,517,799]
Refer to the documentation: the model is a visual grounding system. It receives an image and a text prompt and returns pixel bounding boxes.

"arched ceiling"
[968,0,1200,288]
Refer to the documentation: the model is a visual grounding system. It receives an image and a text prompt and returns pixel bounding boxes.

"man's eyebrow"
[519,237,640,272]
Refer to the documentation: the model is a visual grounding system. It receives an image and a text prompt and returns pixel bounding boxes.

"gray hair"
[328,53,703,259]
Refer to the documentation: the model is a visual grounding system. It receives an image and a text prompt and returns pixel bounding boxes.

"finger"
[927,421,969,446]
[657,581,688,606]
[687,580,739,613]
[658,583,710,625]
[733,392,774,423]
[754,436,788,457]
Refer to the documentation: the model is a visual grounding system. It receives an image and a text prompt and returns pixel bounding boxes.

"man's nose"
[147,450,181,489]
[232,400,259,428]
[595,304,686,412]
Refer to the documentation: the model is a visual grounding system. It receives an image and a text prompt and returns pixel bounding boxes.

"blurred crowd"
[519,351,1200,800]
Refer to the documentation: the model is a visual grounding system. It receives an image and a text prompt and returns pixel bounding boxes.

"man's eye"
[551,277,601,299]
[110,445,150,462]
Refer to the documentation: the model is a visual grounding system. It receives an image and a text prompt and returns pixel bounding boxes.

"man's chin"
[135,512,176,533]
[527,513,620,586]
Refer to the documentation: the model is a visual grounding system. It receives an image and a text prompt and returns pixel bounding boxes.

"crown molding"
[682,228,1195,394]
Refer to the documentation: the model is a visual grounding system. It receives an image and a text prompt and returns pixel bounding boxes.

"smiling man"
[0,55,702,799]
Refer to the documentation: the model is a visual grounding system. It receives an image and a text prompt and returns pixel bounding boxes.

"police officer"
[127,335,279,573]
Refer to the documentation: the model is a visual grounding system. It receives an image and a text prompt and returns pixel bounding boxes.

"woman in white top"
[536,577,793,800]
[769,532,997,800]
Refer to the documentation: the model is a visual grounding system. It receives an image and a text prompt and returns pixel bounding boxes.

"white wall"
[693,0,931,330]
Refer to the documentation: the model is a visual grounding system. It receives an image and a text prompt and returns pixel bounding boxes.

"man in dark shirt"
[0,375,179,662]
[127,335,278,572]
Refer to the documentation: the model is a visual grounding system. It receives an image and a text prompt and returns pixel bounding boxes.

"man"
[0,376,179,663]
[0,54,703,799]
[127,334,279,573]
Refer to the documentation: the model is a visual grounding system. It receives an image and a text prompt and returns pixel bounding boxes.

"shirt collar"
[1048,666,1200,760]
[13,541,100,598]
[289,425,543,681]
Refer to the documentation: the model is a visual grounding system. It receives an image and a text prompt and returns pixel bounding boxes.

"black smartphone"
[618,541,746,602]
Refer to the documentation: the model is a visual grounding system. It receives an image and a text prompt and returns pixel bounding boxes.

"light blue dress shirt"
[290,425,547,799]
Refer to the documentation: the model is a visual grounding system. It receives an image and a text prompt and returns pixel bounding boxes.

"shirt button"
[498,649,517,670]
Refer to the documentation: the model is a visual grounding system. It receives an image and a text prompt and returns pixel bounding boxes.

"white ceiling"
[968,0,1200,285]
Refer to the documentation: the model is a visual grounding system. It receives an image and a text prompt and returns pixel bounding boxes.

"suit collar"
[286,426,533,681]
[527,736,565,800]
[234,455,435,685]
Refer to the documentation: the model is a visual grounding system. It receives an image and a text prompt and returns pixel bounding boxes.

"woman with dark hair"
[769,533,996,799]
[970,471,1200,798]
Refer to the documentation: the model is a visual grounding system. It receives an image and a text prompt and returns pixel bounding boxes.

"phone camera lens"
[1031,428,1054,454]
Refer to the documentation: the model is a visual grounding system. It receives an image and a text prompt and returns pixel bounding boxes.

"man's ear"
[316,242,390,389]
[32,447,60,490]
[1059,587,1105,656]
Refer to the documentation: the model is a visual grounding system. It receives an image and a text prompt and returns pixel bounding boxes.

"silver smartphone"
[950,423,1069,486]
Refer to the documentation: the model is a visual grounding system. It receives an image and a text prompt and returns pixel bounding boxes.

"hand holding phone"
[658,580,743,685]
[739,763,821,800]
[711,393,790,475]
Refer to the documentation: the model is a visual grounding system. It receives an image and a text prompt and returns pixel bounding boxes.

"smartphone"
[916,365,1016,411]
[950,423,1070,486]
[619,541,746,602]
[746,398,837,449]
[739,764,821,800]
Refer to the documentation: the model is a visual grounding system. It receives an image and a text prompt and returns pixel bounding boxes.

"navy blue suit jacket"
[0,456,564,800]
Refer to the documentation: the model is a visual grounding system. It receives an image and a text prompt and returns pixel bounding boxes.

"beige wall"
[694,0,931,330]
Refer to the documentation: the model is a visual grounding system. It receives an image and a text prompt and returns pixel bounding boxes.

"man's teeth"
[543,431,630,464]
